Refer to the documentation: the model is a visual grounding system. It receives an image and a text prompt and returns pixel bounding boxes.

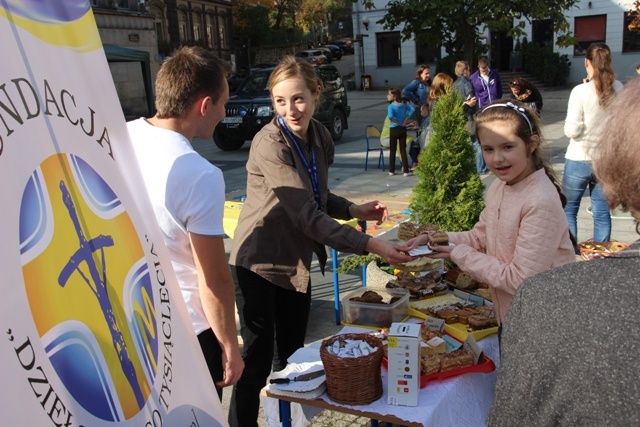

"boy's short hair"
[455,60,470,76]
[478,56,489,69]
[155,46,231,119]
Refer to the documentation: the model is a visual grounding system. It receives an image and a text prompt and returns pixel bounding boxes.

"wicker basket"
[578,240,629,261]
[319,333,384,405]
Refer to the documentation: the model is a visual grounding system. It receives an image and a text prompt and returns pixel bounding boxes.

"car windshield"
[237,71,271,96]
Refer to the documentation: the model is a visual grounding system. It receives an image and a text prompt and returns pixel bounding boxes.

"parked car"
[227,69,249,94]
[321,45,343,60]
[332,40,354,54]
[213,64,350,151]
[317,47,333,63]
[294,49,328,65]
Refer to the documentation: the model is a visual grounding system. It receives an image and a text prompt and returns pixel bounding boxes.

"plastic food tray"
[445,280,493,302]
[408,294,498,342]
[341,288,410,329]
[382,334,496,388]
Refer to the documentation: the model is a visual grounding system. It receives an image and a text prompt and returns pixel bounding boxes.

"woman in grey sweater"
[487,77,640,426]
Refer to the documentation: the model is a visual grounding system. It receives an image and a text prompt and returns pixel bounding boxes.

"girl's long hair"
[586,43,616,107]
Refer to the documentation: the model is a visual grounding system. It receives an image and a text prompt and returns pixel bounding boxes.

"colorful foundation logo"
[1,0,102,52]
[19,154,157,421]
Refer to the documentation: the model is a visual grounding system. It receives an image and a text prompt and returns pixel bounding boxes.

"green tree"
[298,0,352,31]
[410,89,485,231]
[360,0,579,64]
[234,3,272,46]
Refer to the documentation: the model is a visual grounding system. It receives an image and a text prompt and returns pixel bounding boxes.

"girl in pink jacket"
[401,101,575,337]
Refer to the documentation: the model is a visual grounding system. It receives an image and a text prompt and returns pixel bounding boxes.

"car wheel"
[213,131,246,151]
[328,110,345,141]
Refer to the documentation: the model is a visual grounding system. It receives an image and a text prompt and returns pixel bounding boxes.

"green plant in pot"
[334,253,392,275]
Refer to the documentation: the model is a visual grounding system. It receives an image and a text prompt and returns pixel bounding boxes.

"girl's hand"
[350,201,388,225]
[426,243,453,260]
[396,234,429,252]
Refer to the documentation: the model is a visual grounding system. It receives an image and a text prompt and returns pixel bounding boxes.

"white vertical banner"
[0,1,227,425]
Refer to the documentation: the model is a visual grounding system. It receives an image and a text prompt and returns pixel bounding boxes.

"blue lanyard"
[277,115,323,210]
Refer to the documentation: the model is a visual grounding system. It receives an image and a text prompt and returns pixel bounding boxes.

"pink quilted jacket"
[447,169,575,324]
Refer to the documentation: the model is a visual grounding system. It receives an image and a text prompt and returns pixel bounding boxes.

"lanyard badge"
[277,116,323,210]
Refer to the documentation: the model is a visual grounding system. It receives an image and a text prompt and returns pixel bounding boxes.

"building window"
[532,18,554,48]
[217,13,227,49]
[206,13,216,49]
[376,32,401,67]
[193,10,202,43]
[574,14,606,56]
[415,39,440,65]
[150,6,164,42]
[178,9,189,44]
[623,11,640,53]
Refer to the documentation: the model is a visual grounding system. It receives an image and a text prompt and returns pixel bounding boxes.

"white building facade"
[556,0,640,83]
[353,0,639,89]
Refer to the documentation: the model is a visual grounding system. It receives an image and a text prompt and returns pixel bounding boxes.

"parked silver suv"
[294,49,328,65]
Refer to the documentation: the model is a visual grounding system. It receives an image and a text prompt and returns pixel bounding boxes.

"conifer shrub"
[410,88,485,231]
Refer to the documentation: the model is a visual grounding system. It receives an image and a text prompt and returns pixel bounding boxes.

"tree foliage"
[630,1,640,32]
[233,2,272,44]
[298,0,352,31]
[360,0,579,64]
[410,89,484,231]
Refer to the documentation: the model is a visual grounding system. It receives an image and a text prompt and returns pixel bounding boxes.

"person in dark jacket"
[508,77,543,114]
[470,56,503,109]
[453,60,486,174]
[487,76,640,427]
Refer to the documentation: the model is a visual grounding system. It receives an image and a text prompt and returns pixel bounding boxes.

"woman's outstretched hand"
[350,201,388,225]
[365,238,414,265]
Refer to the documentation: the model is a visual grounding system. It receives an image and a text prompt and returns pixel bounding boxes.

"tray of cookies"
[381,325,495,388]
[444,269,492,302]
[409,294,498,341]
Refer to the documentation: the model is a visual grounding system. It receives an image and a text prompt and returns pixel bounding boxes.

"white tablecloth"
[262,325,500,427]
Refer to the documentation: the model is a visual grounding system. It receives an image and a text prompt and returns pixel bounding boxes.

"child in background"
[411,104,431,167]
[387,87,415,176]
[398,100,575,346]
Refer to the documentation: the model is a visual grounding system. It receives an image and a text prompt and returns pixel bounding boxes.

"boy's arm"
[190,232,244,388]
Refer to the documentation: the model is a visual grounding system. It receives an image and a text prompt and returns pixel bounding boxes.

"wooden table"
[262,389,422,427]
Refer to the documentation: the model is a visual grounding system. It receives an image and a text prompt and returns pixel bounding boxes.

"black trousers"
[389,125,410,173]
[197,327,224,400]
[228,266,311,427]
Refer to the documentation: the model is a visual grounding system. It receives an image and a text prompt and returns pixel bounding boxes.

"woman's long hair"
[586,43,616,107]
[415,64,430,82]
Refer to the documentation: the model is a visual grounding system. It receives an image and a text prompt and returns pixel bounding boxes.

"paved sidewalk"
[193,86,637,426]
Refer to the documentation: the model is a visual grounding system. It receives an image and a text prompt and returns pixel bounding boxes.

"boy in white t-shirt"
[128,47,244,399]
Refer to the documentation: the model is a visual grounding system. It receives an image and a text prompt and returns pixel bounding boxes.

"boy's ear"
[197,95,212,116]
